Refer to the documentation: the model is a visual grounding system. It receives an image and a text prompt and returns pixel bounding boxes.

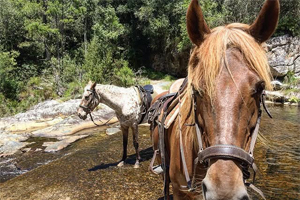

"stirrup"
[151,165,163,174]
[149,149,163,175]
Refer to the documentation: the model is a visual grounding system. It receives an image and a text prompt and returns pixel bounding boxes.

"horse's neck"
[95,84,132,113]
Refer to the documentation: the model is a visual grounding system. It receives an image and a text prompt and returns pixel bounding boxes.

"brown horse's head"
[185,0,279,199]
[77,81,100,120]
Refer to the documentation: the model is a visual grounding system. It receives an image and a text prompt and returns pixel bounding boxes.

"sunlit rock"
[267,35,300,78]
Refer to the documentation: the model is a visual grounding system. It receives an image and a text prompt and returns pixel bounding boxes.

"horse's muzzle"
[201,159,249,200]
[78,111,87,120]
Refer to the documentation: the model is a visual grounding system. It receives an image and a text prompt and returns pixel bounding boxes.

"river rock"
[106,127,120,135]
[271,80,284,90]
[0,133,28,145]
[265,91,289,103]
[0,141,30,157]
[0,133,29,156]
[21,148,31,153]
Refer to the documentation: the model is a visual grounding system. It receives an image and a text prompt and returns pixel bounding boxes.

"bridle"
[178,88,272,199]
[79,88,102,126]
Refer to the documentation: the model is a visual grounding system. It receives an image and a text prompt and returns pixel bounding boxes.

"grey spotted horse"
[77,81,153,168]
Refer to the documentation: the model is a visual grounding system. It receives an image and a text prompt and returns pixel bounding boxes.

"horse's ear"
[186,0,211,46]
[88,80,93,84]
[249,0,280,43]
[90,82,96,90]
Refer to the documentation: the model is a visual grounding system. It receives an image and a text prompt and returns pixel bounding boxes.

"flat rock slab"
[0,134,31,157]
[4,117,64,133]
[31,116,118,138]
[43,135,89,152]
[0,141,31,157]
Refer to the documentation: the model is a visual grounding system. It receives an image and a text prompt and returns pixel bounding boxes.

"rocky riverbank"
[0,99,118,157]
[266,80,300,106]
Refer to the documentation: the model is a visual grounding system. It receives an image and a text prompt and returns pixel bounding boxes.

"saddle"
[136,84,154,124]
[148,78,188,131]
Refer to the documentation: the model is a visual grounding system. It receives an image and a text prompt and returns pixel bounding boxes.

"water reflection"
[252,105,300,200]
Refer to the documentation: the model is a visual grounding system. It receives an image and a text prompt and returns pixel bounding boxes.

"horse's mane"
[187,23,272,98]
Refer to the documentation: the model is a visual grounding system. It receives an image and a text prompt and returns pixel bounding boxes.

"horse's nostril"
[202,182,208,199]
[202,182,207,193]
[240,195,249,200]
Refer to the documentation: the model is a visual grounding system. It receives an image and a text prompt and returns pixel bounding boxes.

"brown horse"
[150,0,279,199]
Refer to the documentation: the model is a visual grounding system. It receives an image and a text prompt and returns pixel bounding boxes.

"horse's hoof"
[133,163,140,169]
[117,161,124,167]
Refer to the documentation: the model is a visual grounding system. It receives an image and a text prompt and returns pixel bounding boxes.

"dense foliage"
[0,0,298,116]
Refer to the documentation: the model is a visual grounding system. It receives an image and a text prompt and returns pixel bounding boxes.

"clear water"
[252,105,300,200]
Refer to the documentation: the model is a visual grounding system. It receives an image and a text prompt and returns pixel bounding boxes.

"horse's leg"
[117,125,129,167]
[131,124,140,168]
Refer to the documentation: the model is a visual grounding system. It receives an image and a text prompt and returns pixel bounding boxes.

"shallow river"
[253,105,300,200]
[0,105,299,199]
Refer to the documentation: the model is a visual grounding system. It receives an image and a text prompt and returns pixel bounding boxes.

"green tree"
[83,4,126,84]
[276,0,300,36]
[0,49,19,99]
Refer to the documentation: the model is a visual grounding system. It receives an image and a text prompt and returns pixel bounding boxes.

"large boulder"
[267,35,300,78]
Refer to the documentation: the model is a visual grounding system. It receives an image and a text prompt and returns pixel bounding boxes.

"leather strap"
[198,145,254,166]
[247,183,266,200]
[149,149,160,174]
[158,110,170,200]
[262,90,272,118]
[80,88,102,126]
[178,85,193,189]
[89,112,102,126]
[185,89,270,198]
[249,110,261,156]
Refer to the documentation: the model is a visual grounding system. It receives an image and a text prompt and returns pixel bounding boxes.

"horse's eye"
[256,81,265,93]
[252,81,265,96]
[85,96,89,100]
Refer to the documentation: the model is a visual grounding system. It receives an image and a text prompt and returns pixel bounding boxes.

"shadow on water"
[88,147,154,171]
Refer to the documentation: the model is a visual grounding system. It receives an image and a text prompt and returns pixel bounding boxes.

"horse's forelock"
[188,23,272,100]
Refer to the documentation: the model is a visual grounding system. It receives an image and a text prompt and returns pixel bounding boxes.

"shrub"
[0,50,19,99]
[113,63,135,87]
[62,81,83,100]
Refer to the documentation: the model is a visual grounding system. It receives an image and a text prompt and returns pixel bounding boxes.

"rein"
[177,88,271,199]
